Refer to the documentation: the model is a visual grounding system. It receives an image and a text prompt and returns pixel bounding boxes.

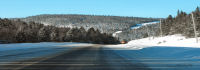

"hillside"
[18,14,159,34]
[0,18,119,44]
[116,22,160,41]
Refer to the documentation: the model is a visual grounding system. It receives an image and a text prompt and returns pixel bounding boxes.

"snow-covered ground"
[106,34,200,50]
[131,21,159,29]
[112,31,122,37]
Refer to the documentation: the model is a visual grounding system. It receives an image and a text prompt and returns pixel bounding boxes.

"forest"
[1,7,199,43]
[116,7,200,41]
[0,18,119,44]
[19,14,158,34]
[162,7,200,37]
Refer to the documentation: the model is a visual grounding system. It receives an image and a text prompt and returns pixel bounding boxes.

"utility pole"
[152,27,155,39]
[145,25,151,40]
[191,13,198,43]
[159,19,163,37]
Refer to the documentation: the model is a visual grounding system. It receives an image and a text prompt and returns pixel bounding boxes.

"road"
[1,43,200,70]
[1,46,151,70]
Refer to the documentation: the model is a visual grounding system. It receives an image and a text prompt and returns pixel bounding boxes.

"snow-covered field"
[131,21,159,29]
[106,34,200,50]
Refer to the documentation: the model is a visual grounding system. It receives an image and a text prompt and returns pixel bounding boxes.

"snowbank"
[105,34,200,50]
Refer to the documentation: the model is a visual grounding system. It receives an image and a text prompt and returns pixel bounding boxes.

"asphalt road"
[1,46,151,70]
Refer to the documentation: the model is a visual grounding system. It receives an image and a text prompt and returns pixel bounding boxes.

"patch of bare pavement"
[0,44,151,70]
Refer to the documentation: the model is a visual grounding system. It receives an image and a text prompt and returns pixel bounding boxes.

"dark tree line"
[162,7,200,37]
[0,19,119,44]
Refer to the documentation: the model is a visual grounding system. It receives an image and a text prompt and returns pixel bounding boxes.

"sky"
[0,0,199,18]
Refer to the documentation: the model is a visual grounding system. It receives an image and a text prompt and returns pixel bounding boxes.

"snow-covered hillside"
[20,14,158,34]
[130,21,159,29]
[106,34,200,50]
[116,21,160,41]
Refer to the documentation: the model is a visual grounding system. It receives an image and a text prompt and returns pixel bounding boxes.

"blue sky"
[0,0,199,18]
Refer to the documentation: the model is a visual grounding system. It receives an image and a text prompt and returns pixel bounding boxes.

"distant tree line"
[162,7,200,37]
[20,14,158,34]
[0,18,119,44]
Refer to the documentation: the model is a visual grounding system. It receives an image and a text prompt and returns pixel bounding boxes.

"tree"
[0,18,119,44]
[38,27,49,41]
[195,7,200,13]
[50,28,59,41]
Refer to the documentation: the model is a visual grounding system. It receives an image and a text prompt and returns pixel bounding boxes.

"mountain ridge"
[15,14,159,34]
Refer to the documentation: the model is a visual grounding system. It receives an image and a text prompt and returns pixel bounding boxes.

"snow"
[112,31,122,37]
[41,22,50,26]
[141,21,159,26]
[105,34,200,50]
[131,21,159,29]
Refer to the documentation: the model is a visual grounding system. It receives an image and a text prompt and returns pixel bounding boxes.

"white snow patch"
[41,22,50,26]
[112,31,122,37]
[141,21,159,26]
[105,34,200,50]
[131,21,159,29]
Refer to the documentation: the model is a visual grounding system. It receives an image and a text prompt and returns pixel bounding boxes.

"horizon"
[6,14,163,19]
[0,0,199,18]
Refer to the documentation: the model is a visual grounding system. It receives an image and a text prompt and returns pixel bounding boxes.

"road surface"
[1,46,151,70]
[1,43,200,70]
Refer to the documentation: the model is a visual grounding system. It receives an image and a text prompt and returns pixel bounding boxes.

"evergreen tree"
[0,18,119,44]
